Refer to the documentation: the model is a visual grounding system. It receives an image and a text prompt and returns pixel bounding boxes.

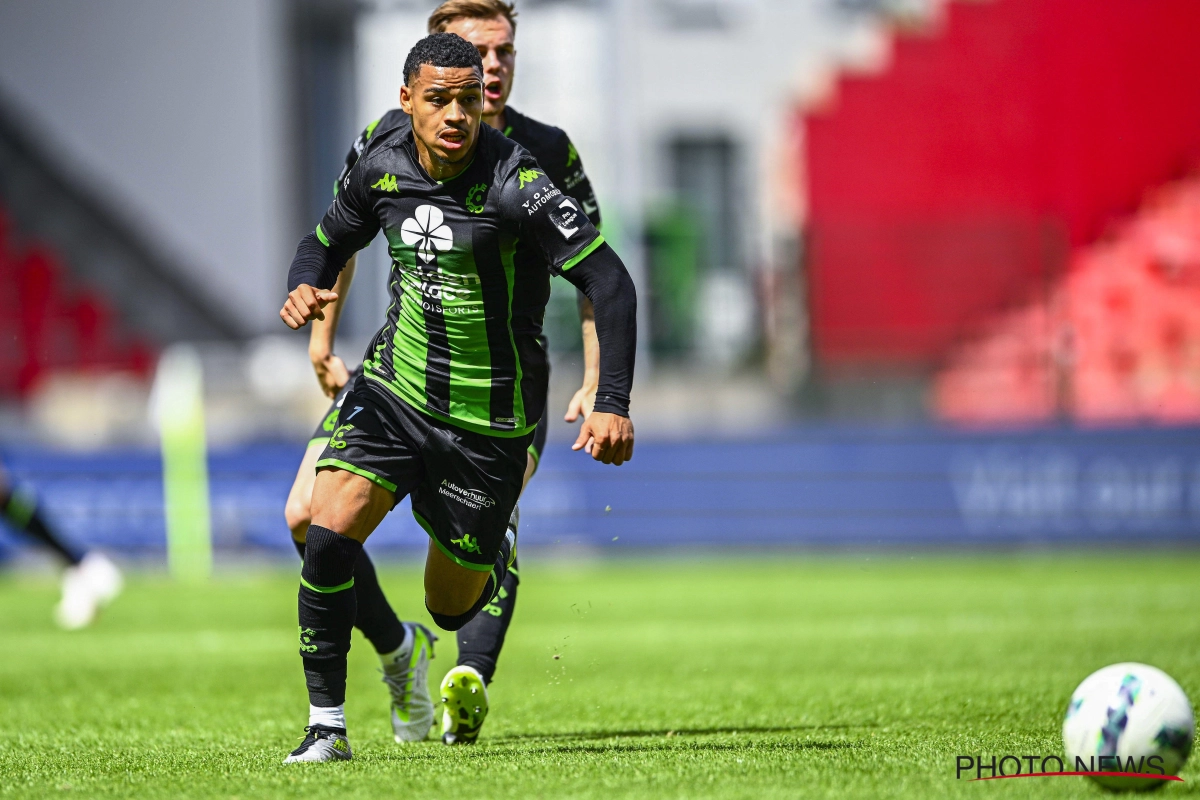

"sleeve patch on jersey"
[561,234,605,272]
[549,197,583,239]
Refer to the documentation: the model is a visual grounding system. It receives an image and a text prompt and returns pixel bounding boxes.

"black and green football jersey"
[315,123,604,438]
[337,107,601,229]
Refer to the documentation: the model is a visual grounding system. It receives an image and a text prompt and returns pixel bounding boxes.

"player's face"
[400,65,484,164]
[441,15,515,119]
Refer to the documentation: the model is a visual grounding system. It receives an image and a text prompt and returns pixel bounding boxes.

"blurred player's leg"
[0,479,123,630]
[286,421,436,743]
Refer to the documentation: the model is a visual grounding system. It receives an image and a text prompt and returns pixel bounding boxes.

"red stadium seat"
[935,176,1200,425]
[1,202,156,397]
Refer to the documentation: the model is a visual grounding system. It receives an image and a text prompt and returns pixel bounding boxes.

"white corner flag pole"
[150,344,213,582]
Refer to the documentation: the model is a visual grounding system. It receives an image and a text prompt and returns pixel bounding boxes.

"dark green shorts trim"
[315,458,399,493]
[413,511,494,572]
[299,575,355,593]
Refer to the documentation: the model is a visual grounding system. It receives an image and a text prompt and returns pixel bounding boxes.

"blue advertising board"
[0,425,1197,560]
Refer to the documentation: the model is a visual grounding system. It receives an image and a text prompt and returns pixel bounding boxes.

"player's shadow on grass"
[491,723,864,744]
[375,732,858,764]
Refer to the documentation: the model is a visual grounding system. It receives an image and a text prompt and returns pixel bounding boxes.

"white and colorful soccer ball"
[1063,663,1194,791]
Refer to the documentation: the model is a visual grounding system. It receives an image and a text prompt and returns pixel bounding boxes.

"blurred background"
[0,0,1199,565]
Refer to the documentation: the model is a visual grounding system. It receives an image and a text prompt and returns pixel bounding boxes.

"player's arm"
[501,154,635,464]
[564,295,599,422]
[559,244,635,465]
[550,132,603,422]
[307,255,356,398]
[299,116,386,387]
[282,157,379,329]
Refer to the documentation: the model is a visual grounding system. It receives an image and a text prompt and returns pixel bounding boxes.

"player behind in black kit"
[277,32,636,762]
[282,0,606,746]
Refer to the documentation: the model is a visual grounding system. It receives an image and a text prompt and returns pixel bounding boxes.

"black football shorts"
[308,365,365,447]
[315,377,528,572]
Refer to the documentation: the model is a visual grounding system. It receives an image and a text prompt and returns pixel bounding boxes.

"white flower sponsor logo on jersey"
[401,204,453,263]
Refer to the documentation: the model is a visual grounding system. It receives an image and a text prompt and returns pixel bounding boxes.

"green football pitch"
[1,554,1197,799]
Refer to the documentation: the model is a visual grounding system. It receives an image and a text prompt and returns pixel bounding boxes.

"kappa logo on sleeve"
[517,167,543,189]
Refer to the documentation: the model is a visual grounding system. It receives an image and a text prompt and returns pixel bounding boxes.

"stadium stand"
[804,0,1200,367]
[0,88,241,374]
[0,207,155,396]
[936,176,1200,424]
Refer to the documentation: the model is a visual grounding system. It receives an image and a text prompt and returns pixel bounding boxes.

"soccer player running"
[282,0,606,747]
[0,470,122,629]
[277,32,636,762]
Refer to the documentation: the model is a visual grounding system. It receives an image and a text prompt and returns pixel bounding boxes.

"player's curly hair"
[427,0,518,35]
[403,32,484,86]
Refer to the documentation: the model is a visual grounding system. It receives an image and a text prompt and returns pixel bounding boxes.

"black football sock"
[294,535,405,655]
[351,547,406,654]
[298,525,360,708]
[1,485,84,566]
[426,534,512,632]
[456,558,519,684]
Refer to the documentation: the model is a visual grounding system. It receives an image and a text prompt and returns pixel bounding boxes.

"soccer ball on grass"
[1063,662,1193,791]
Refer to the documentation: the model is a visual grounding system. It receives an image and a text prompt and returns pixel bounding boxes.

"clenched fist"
[572,412,634,466]
[280,284,338,330]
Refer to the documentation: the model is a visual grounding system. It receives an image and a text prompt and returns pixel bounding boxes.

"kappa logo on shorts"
[438,479,496,511]
[449,533,482,554]
[329,424,354,450]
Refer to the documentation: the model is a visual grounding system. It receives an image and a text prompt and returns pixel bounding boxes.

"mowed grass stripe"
[0,555,1196,798]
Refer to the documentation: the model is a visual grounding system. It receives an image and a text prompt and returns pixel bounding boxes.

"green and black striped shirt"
[315,124,604,437]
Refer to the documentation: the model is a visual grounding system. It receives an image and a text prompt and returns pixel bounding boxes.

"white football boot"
[55,552,123,630]
[283,726,352,763]
[381,622,437,742]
